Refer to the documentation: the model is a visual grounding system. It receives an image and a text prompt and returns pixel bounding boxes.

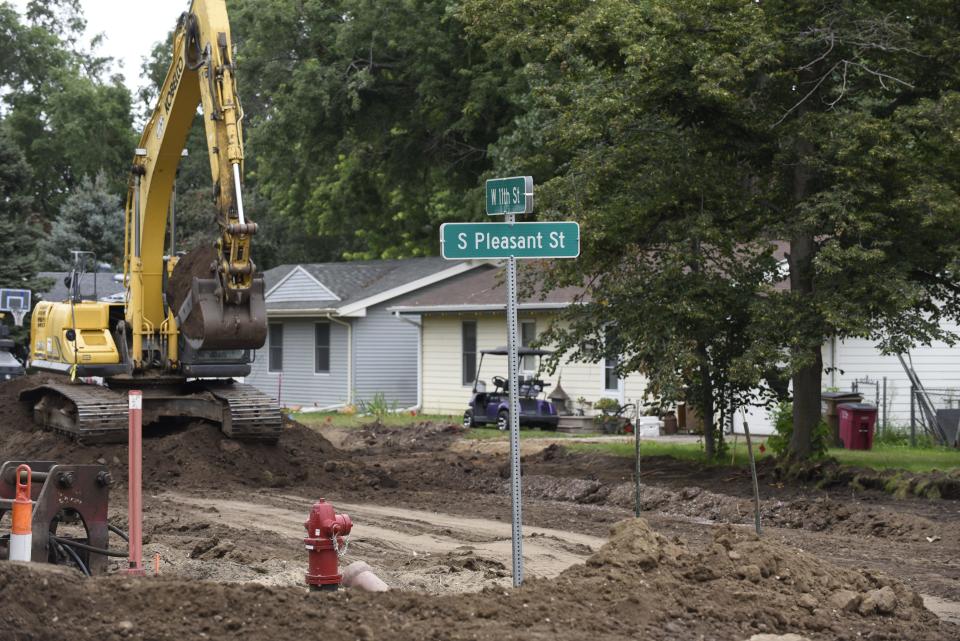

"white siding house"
[734,322,960,435]
[245,258,487,409]
[390,266,648,416]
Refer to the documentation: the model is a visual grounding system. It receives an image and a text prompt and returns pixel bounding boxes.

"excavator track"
[20,380,282,444]
[206,382,283,442]
[21,382,129,444]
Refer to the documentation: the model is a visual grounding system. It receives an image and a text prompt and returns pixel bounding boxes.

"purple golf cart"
[462,346,559,431]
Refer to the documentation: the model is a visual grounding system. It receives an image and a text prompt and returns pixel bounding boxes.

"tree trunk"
[696,341,716,459]
[789,345,823,458]
[787,130,823,459]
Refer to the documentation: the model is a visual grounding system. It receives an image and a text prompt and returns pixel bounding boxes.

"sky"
[11,0,191,95]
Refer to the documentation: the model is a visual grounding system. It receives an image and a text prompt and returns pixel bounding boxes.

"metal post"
[634,410,641,518]
[882,376,887,433]
[742,419,762,536]
[910,384,916,447]
[505,212,523,587]
[127,390,145,576]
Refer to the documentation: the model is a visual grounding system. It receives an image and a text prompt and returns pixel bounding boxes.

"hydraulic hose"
[108,523,129,542]
[56,541,91,577]
[50,535,128,558]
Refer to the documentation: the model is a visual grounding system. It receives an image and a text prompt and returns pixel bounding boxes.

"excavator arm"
[125,0,265,369]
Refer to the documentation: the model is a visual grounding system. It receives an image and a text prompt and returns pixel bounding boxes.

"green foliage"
[593,398,621,415]
[230,0,519,260]
[0,124,51,350]
[357,392,398,424]
[766,402,830,459]
[460,0,960,461]
[43,172,124,269]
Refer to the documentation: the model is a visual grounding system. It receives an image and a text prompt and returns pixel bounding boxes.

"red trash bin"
[837,403,877,450]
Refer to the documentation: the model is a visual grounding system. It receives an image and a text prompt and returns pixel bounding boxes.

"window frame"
[268,323,284,373]
[602,325,622,393]
[314,321,331,374]
[520,319,537,372]
[462,320,477,387]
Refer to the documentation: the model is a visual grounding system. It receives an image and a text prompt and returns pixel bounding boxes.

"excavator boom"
[25,1,281,443]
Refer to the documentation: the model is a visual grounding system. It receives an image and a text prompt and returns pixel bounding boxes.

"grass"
[829,444,960,473]
[465,427,601,440]
[567,439,960,473]
[567,440,774,465]
[291,411,457,429]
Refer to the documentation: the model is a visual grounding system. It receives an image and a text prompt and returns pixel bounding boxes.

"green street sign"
[441,221,580,259]
[486,176,534,215]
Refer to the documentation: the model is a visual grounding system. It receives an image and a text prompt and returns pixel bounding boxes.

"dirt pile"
[339,420,465,453]
[0,376,376,492]
[0,518,954,641]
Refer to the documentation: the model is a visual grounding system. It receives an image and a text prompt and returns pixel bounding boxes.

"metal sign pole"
[505,212,524,587]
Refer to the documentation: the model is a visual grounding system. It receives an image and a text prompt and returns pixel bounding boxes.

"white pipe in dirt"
[341,561,389,592]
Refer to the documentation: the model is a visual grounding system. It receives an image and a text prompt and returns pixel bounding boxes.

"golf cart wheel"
[463,409,475,428]
[497,409,509,431]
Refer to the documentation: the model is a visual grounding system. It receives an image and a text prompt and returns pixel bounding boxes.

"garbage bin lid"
[822,391,864,400]
[837,402,877,412]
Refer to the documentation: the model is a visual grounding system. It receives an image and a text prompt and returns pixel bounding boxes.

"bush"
[358,392,397,424]
[766,401,831,458]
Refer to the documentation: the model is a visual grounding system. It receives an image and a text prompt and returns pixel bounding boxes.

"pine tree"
[0,125,51,345]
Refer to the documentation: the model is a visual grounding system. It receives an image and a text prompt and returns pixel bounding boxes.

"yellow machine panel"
[30,301,120,368]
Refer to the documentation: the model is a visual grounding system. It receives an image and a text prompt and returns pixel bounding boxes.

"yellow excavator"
[21,0,281,443]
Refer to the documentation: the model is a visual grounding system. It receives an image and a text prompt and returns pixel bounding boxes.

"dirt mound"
[0,373,59,428]
[0,518,954,641]
[340,421,466,453]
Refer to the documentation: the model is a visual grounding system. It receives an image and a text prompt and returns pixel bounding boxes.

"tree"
[42,171,125,269]
[230,0,519,260]
[462,0,960,459]
[0,123,51,346]
[0,0,135,219]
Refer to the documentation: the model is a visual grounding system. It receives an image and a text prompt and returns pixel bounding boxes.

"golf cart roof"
[480,346,553,356]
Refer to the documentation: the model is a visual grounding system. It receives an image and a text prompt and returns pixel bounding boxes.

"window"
[268,323,283,372]
[521,320,536,372]
[603,326,620,392]
[462,321,477,386]
[315,321,331,373]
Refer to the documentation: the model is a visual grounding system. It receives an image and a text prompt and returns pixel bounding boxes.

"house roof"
[262,257,487,316]
[37,272,126,302]
[389,264,588,314]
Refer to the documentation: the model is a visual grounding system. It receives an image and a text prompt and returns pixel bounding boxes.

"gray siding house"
[246,258,486,409]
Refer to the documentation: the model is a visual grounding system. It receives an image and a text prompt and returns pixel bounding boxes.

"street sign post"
[440,221,580,259]
[445,176,578,589]
[485,176,533,215]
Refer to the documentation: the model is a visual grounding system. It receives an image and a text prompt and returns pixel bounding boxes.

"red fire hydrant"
[304,498,352,591]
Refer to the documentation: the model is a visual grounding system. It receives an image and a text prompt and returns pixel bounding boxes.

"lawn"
[829,445,960,473]
[291,411,458,429]
[465,427,601,440]
[566,439,960,473]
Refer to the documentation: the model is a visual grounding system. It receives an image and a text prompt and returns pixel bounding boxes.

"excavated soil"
[0,518,954,641]
[166,243,219,338]
[1,376,959,639]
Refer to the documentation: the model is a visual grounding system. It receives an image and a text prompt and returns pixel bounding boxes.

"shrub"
[358,392,397,424]
[766,401,830,458]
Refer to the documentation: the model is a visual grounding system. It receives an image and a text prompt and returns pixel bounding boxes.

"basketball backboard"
[0,288,31,312]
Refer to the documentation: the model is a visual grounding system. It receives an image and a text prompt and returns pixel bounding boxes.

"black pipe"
[108,523,129,542]
[56,541,91,577]
[50,536,128,557]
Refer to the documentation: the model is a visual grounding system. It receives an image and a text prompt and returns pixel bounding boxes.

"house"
[389,264,648,416]
[246,257,487,409]
[734,322,960,436]
[36,271,126,303]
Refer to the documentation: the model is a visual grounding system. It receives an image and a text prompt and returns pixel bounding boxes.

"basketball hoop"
[11,309,25,327]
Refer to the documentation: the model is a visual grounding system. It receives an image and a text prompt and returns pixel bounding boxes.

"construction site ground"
[1,376,959,640]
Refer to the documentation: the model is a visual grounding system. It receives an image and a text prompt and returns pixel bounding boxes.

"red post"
[127,390,145,576]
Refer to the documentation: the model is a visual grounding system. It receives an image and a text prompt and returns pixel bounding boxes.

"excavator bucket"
[168,245,267,351]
